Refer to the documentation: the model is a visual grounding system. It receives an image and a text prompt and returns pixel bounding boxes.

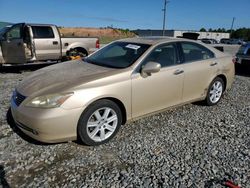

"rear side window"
[180,42,215,62]
[32,26,54,38]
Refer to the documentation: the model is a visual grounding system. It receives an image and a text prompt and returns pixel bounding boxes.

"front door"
[1,23,26,64]
[132,43,184,118]
[31,26,61,60]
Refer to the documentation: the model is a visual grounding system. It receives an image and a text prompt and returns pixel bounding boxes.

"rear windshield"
[237,45,246,55]
[86,42,151,68]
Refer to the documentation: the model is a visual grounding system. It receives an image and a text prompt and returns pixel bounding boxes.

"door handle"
[17,42,22,46]
[174,69,184,75]
[210,62,218,66]
[53,41,58,45]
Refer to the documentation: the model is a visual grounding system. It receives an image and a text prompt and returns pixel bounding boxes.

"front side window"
[86,42,151,68]
[6,25,22,39]
[181,42,214,62]
[32,26,54,38]
[143,43,178,68]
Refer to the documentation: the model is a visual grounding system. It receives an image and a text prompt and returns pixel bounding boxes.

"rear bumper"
[10,97,84,143]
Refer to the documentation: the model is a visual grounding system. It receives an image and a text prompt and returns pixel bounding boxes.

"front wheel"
[77,99,122,146]
[205,77,225,106]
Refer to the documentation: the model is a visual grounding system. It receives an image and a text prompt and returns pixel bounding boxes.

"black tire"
[69,48,88,57]
[77,99,122,146]
[205,77,225,106]
[76,48,88,57]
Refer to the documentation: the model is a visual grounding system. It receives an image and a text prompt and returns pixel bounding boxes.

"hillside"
[0,21,12,29]
[0,22,136,43]
[59,27,136,44]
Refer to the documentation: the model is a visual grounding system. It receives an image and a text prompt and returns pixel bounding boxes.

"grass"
[99,36,132,44]
[59,27,136,44]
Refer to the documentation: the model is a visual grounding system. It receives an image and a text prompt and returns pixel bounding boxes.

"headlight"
[25,93,73,108]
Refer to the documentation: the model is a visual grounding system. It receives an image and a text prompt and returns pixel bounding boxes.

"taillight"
[96,39,100,49]
[232,56,237,63]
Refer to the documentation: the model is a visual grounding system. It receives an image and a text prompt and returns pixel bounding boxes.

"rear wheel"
[205,77,225,106]
[65,48,88,61]
[77,99,122,146]
[72,48,88,57]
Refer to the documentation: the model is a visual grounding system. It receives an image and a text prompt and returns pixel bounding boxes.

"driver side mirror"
[141,61,161,78]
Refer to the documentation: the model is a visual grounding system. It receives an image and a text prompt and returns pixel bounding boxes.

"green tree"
[217,28,222,32]
[221,28,226,33]
[231,28,250,40]
[200,28,206,32]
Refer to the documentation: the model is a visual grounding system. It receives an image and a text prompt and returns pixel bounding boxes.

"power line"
[162,0,170,36]
[230,17,235,38]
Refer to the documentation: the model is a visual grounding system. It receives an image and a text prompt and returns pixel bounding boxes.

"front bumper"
[10,97,84,143]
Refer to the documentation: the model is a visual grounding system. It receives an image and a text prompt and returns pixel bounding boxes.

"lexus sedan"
[10,37,235,145]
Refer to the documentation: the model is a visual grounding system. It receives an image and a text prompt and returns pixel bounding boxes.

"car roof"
[118,37,196,45]
[26,23,56,27]
[10,23,56,27]
[118,37,228,58]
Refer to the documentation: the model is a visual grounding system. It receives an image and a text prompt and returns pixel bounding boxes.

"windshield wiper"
[86,59,120,69]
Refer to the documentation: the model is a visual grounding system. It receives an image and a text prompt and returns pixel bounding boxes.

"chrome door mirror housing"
[141,61,161,77]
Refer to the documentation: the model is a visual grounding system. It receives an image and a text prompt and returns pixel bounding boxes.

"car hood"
[16,60,116,97]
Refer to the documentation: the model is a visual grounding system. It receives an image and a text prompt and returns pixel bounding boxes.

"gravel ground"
[0,68,249,188]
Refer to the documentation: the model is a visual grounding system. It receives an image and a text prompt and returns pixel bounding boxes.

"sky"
[0,0,250,30]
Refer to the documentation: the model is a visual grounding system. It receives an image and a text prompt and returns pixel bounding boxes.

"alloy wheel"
[209,81,223,104]
[86,107,118,142]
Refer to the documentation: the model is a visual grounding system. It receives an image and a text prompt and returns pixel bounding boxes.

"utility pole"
[230,17,235,38]
[162,0,169,36]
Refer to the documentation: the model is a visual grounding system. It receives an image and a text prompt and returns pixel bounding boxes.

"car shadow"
[0,165,10,188]
[0,62,57,73]
[192,101,206,106]
[6,108,62,146]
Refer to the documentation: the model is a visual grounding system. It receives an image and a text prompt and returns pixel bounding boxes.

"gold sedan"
[10,37,235,145]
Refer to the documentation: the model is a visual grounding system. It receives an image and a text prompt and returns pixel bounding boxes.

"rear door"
[178,42,218,102]
[1,23,26,64]
[31,26,60,60]
[132,43,184,118]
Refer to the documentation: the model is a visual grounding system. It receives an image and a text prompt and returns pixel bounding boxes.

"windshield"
[86,42,151,68]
